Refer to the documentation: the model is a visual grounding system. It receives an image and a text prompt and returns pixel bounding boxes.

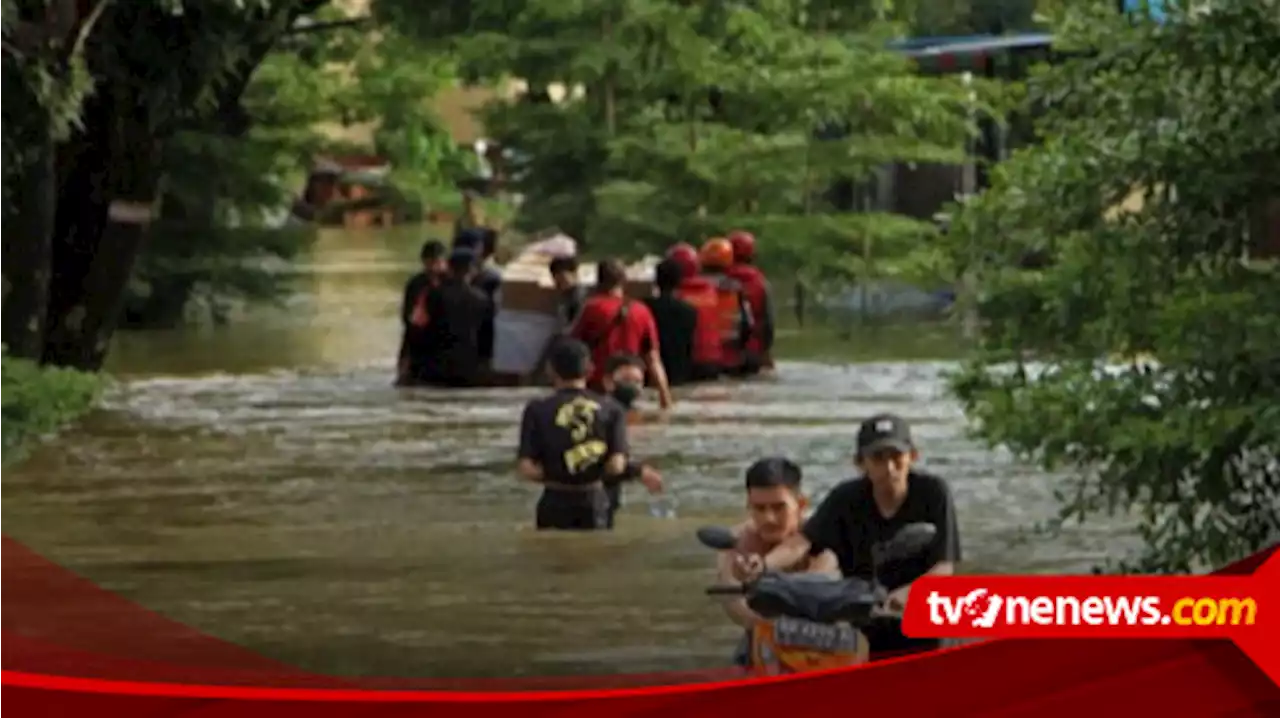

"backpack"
[588,299,634,358]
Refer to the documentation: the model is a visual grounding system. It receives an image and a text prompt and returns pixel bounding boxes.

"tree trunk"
[41,84,162,371]
[2,113,57,360]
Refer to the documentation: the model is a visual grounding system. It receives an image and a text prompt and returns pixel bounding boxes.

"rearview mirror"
[872,522,937,567]
[695,526,738,551]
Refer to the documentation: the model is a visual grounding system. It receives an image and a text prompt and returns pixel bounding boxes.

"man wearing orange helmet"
[698,237,753,374]
[663,243,726,383]
[725,230,775,375]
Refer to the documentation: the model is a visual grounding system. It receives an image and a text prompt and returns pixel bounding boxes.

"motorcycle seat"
[746,573,883,624]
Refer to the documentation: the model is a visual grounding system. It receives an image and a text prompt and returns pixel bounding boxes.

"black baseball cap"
[548,339,592,380]
[856,413,914,459]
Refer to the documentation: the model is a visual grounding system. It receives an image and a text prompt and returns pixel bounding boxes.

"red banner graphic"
[903,552,1278,684]
[3,536,1278,716]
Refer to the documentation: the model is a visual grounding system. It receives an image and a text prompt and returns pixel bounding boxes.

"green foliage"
[378,0,987,289]
[124,2,354,327]
[947,2,1280,572]
[2,351,102,462]
[348,27,479,200]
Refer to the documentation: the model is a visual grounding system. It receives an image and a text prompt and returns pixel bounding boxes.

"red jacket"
[674,276,723,366]
[726,264,774,357]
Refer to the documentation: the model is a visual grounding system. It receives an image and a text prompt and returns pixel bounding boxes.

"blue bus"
[861,0,1168,217]
[827,32,1060,220]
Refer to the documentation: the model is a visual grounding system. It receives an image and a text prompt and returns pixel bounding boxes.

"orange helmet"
[666,242,699,278]
[699,237,734,270]
[728,230,756,263]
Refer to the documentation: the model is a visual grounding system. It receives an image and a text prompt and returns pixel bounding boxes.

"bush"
[2,354,103,462]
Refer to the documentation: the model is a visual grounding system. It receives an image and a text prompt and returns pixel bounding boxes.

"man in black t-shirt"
[733,413,961,660]
[414,248,492,387]
[516,339,631,530]
[397,240,448,385]
[644,258,698,386]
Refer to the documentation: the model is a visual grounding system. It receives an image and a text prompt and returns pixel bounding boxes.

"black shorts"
[536,487,612,531]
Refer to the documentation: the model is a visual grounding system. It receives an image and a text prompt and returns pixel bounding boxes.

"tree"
[346,24,477,212]
[946,1,1280,571]
[377,0,984,294]
[2,0,330,370]
[589,3,987,290]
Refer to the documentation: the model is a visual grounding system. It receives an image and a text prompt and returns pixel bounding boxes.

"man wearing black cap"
[516,339,632,530]
[412,247,493,387]
[733,413,960,660]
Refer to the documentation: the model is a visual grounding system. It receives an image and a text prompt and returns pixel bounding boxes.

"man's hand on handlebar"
[730,553,765,584]
[885,584,910,613]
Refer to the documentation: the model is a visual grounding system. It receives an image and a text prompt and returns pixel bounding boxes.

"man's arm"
[717,550,764,630]
[602,402,630,476]
[716,524,763,630]
[735,287,755,348]
[755,487,845,575]
[886,479,962,607]
[803,549,842,578]
[754,533,812,575]
[758,282,776,353]
[401,275,422,327]
[640,311,673,409]
[645,350,674,410]
[515,403,545,483]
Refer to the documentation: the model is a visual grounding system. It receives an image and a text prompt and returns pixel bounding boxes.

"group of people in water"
[518,337,959,661]
[395,225,960,664]
[395,226,777,397]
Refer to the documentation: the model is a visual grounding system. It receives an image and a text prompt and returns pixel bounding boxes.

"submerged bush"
[2,354,103,462]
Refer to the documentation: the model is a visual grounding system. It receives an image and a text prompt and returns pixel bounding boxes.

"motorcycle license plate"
[772,616,859,652]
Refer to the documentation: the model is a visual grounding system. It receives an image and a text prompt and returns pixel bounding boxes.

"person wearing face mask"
[601,354,665,526]
[732,414,961,661]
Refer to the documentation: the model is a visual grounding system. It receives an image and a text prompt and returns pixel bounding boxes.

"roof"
[896,32,1055,59]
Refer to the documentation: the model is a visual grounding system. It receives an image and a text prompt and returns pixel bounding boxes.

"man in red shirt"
[725,230,775,375]
[571,259,674,409]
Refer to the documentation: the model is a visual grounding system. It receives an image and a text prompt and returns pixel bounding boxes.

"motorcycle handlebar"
[705,585,748,596]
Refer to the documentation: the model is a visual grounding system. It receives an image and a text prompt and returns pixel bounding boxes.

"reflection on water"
[2,227,1135,678]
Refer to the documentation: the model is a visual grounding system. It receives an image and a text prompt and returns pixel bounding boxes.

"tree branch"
[285,16,371,36]
[61,0,111,66]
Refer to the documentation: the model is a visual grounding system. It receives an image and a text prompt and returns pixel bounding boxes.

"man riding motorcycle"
[732,414,961,660]
[715,458,838,664]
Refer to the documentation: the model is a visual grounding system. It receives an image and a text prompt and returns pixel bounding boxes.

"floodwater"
[1,227,1134,679]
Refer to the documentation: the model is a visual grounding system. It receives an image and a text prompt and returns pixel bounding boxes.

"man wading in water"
[516,339,631,530]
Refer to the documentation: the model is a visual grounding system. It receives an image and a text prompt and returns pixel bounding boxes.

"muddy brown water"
[1,228,1134,678]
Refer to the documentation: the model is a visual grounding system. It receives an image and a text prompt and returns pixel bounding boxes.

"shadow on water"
[1,226,1135,678]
